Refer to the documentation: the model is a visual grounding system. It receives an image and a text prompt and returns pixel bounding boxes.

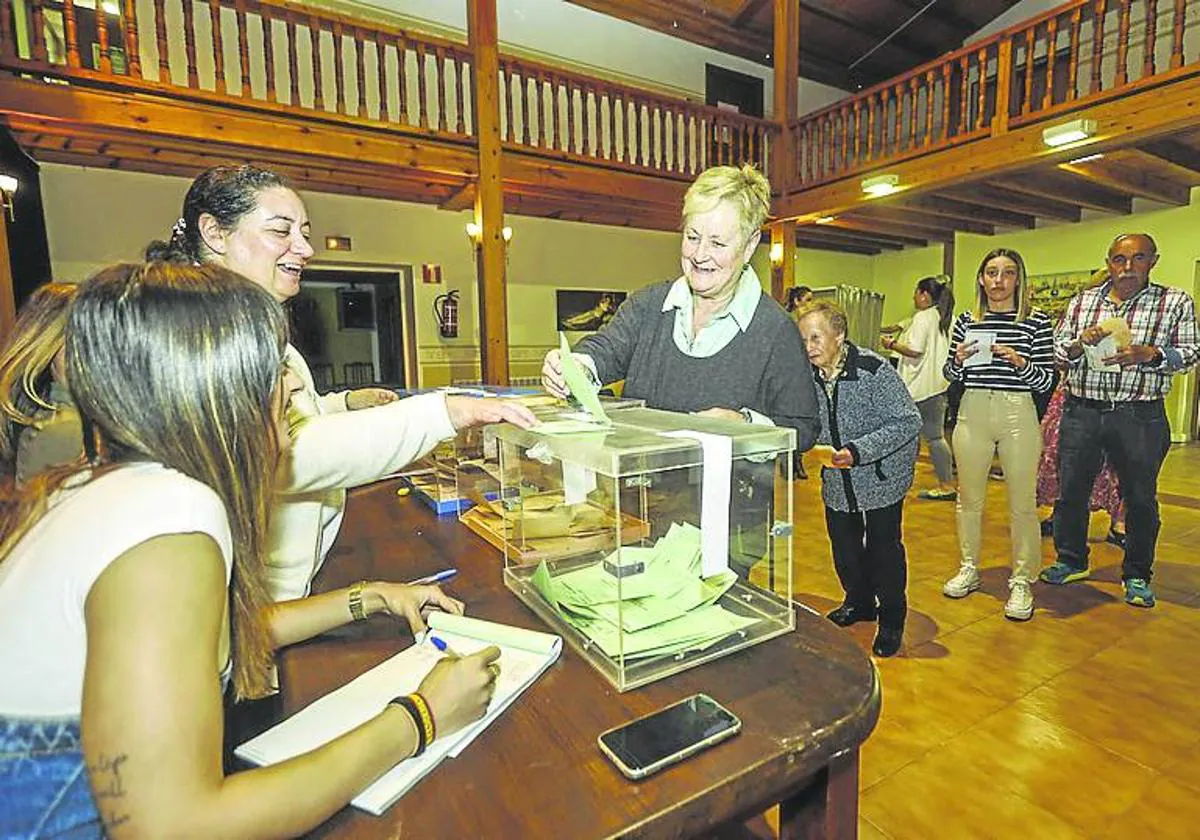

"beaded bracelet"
[388,695,428,757]
[347,581,367,622]
[409,692,436,744]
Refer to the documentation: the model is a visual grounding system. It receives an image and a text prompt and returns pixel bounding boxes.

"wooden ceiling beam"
[794,235,881,256]
[999,171,1132,215]
[1058,152,1193,206]
[801,0,936,64]
[837,212,954,242]
[731,0,770,28]
[821,217,930,246]
[938,183,1083,222]
[1137,137,1200,176]
[440,181,477,211]
[896,193,1037,229]
[796,226,905,250]
[852,203,994,236]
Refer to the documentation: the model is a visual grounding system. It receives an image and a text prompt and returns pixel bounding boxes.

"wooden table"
[279,481,881,839]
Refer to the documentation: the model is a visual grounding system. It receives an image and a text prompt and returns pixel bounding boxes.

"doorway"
[291,268,407,391]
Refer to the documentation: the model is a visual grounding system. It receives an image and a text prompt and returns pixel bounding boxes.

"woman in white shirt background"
[881,275,957,500]
[0,263,499,838]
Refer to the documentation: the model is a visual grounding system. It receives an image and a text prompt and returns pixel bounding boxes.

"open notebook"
[235,613,562,815]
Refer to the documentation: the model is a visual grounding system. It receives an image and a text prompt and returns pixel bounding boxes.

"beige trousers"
[952,389,1042,583]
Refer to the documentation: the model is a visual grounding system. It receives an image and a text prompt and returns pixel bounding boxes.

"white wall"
[341,0,848,117]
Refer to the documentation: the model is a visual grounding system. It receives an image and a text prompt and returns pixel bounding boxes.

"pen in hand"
[429,635,464,658]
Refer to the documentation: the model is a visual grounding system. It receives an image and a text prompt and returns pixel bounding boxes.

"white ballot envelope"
[962,329,996,368]
[1084,334,1121,372]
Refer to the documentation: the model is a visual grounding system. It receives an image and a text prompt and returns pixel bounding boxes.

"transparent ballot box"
[457,396,644,537]
[492,407,795,691]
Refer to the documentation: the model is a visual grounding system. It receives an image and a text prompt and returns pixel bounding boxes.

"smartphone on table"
[597,693,741,780]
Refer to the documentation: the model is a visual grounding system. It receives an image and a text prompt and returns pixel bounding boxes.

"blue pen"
[428,635,463,658]
[407,568,458,585]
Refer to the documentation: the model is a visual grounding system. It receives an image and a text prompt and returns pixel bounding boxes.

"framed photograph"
[556,289,627,332]
[1028,269,1101,320]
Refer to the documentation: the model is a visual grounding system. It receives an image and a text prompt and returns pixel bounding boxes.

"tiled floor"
[787,443,1200,839]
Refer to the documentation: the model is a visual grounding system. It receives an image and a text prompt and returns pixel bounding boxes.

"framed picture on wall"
[1028,269,1102,321]
[556,290,627,332]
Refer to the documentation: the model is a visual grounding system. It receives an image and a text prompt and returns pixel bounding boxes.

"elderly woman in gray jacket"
[797,301,921,657]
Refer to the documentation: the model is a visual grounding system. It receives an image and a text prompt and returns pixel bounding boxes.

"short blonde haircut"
[796,299,848,337]
[682,164,771,241]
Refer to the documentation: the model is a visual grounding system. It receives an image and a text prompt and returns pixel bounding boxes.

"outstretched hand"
[445,395,538,431]
[346,388,400,410]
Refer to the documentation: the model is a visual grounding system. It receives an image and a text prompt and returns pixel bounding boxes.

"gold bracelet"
[347,580,368,622]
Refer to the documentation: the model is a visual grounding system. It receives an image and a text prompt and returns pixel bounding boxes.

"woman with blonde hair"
[0,283,82,485]
[540,164,820,573]
[0,263,498,837]
[941,248,1054,621]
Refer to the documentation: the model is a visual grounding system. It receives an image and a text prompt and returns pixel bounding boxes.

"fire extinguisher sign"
[421,263,443,284]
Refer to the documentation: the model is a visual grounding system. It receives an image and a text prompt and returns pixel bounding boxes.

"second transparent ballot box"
[491,407,795,691]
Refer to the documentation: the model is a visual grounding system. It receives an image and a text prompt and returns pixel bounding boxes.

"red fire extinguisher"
[434,290,459,339]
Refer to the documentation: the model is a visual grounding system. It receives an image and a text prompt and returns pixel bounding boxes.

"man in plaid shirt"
[1041,233,1198,607]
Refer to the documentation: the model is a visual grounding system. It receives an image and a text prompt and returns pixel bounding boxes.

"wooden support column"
[0,208,14,343]
[773,0,799,196]
[467,0,509,385]
[769,219,796,303]
[942,237,955,280]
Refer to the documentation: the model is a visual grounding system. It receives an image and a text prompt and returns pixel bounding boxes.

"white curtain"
[812,286,886,350]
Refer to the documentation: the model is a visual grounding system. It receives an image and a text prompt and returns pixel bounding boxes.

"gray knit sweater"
[811,343,921,513]
[574,280,820,451]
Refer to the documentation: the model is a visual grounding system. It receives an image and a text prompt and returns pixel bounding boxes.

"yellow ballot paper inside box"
[235,613,560,816]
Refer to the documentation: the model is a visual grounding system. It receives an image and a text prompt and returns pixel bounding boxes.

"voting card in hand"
[962,329,996,368]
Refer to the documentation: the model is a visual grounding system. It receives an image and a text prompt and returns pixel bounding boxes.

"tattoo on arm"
[89,752,131,829]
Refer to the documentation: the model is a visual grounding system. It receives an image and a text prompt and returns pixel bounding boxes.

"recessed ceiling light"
[1042,118,1097,147]
[815,216,836,224]
[861,174,899,197]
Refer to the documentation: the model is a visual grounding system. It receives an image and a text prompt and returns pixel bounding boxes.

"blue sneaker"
[1123,578,1155,608]
[1039,562,1090,585]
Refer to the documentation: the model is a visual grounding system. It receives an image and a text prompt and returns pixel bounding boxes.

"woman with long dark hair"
[0,264,499,837]
[941,249,1054,621]
[881,275,956,500]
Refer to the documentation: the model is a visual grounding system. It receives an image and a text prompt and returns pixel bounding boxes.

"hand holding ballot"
[811,444,852,469]
[957,328,997,367]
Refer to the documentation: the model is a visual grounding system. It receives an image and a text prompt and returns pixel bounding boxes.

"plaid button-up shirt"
[1053,279,1199,402]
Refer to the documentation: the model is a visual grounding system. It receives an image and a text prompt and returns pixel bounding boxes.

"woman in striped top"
[941,248,1054,621]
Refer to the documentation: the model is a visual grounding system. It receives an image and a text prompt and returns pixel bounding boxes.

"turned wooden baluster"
[1067,8,1082,99]
[890,85,901,150]
[536,70,547,148]
[286,16,299,105]
[61,0,80,68]
[450,52,464,133]
[207,0,223,93]
[414,42,428,128]
[434,46,447,132]
[634,96,644,165]
[565,78,575,154]
[924,70,935,145]
[582,84,593,157]
[1170,0,1186,69]
[939,63,952,140]
[261,13,275,102]
[520,66,532,145]
[354,31,367,118]
[1114,0,1131,85]
[1043,16,1059,109]
[907,80,919,149]
[606,88,617,160]
[620,93,630,163]
[30,0,48,63]
[974,47,988,129]
[396,37,408,124]
[1090,0,1107,94]
[152,0,171,79]
[1144,0,1159,76]
[865,94,876,158]
[550,75,562,151]
[849,100,860,163]
[957,55,970,133]
[180,0,197,86]
[310,18,324,110]
[375,34,387,121]
[500,62,513,141]
[233,0,249,93]
[1022,27,1035,115]
[94,0,111,73]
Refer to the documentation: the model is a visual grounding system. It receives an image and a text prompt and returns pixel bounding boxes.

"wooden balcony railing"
[789,0,1200,188]
[0,0,772,181]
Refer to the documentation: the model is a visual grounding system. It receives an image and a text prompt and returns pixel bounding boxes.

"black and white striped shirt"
[943,310,1055,393]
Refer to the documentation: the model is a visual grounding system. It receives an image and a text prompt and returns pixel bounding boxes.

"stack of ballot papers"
[235,613,561,815]
[530,522,757,660]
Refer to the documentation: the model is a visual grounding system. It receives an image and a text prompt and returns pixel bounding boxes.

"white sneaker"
[943,564,981,598]
[1004,580,1034,621]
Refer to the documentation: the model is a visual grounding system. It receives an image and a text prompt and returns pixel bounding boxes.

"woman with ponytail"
[881,275,957,500]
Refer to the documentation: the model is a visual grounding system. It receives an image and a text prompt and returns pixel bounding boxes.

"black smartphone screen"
[599,694,739,774]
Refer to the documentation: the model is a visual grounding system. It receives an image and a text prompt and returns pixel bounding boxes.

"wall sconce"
[465,221,513,244]
[1042,118,1096,147]
[861,173,899,197]
[769,241,784,264]
[0,174,17,222]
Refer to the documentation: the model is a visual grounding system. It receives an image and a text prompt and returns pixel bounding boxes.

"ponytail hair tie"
[170,217,187,241]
